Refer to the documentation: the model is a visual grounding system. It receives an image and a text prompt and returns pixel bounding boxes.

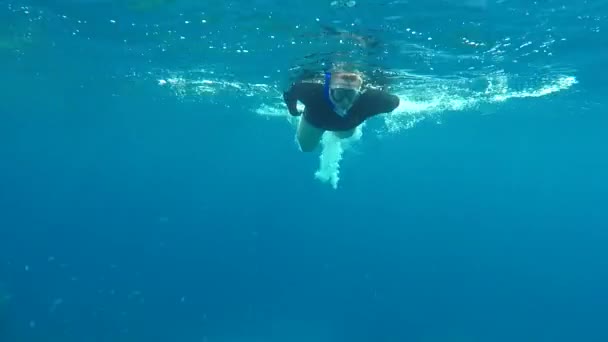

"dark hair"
[336,74,361,82]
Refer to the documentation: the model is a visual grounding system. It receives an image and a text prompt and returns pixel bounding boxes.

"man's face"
[329,72,363,112]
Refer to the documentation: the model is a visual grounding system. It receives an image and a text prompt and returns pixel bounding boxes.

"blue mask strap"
[323,71,335,109]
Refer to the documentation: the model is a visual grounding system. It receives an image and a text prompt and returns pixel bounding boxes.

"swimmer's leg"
[333,128,356,139]
[297,116,325,152]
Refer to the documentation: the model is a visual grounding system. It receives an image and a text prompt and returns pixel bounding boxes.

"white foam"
[157,72,277,99]
[254,104,288,117]
[382,74,577,133]
[158,70,577,189]
[490,76,577,102]
[314,126,363,189]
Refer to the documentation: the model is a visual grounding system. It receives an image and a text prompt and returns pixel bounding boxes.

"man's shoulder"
[361,87,393,97]
[358,88,400,113]
[289,81,325,99]
[300,79,324,85]
[295,80,324,90]
[362,88,398,102]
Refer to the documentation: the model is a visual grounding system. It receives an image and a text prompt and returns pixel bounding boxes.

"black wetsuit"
[283,82,400,131]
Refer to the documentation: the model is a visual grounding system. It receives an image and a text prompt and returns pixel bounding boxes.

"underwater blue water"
[1,0,607,341]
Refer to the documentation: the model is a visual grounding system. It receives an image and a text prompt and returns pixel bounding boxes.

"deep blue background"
[1,1,607,342]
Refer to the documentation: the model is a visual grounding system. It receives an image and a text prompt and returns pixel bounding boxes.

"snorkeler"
[283,70,400,152]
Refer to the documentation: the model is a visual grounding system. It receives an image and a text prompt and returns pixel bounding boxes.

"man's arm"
[360,89,400,118]
[283,82,320,116]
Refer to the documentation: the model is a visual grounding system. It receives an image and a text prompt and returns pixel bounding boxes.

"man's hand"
[283,91,301,116]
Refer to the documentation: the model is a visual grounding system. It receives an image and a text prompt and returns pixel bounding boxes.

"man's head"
[327,71,363,115]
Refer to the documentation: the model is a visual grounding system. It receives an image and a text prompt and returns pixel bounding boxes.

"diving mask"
[324,71,362,117]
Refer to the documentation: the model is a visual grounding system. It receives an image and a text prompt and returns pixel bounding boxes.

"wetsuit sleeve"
[362,89,400,118]
[283,82,319,116]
